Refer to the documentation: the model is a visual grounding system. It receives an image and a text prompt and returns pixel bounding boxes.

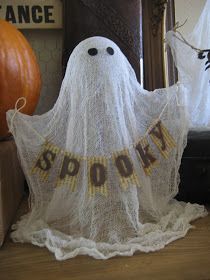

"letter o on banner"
[90,163,106,187]
[115,155,133,178]
[67,158,80,176]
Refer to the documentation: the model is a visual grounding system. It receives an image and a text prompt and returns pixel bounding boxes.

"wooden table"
[0,198,210,280]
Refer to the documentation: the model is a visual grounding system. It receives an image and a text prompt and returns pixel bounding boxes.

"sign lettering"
[0,1,62,29]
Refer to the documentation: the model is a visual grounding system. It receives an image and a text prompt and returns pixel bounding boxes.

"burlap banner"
[57,151,81,192]
[31,142,60,181]
[32,120,176,197]
[113,149,139,190]
[88,157,108,197]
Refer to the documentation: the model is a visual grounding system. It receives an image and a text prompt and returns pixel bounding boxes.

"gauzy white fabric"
[166,0,210,129]
[7,36,207,260]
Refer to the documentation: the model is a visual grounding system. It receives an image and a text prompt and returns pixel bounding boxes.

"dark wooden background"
[62,0,175,90]
[63,0,141,81]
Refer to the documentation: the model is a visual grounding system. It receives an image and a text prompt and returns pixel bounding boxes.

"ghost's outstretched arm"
[6,71,72,145]
[165,1,210,127]
[6,108,55,146]
[165,31,194,86]
[135,83,185,124]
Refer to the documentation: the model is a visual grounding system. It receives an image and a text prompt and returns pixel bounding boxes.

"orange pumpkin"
[0,19,41,138]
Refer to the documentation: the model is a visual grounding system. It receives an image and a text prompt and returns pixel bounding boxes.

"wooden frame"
[142,0,167,90]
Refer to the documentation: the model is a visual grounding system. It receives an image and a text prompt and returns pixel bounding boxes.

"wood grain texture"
[62,0,141,80]
[0,198,210,280]
[142,0,165,90]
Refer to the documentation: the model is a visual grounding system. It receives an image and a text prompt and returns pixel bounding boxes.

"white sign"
[0,0,62,29]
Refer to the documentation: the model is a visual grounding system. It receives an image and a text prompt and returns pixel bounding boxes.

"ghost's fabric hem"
[10,203,208,260]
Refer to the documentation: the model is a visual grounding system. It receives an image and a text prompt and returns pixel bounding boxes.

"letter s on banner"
[31,142,59,181]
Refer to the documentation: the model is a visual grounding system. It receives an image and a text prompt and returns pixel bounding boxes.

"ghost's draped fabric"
[166,0,210,128]
[7,37,207,260]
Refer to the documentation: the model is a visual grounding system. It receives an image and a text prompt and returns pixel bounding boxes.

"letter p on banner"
[57,152,81,191]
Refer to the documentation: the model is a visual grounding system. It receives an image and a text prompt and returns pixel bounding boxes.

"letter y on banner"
[149,121,176,158]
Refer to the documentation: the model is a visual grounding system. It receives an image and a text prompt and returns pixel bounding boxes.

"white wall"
[175,0,206,36]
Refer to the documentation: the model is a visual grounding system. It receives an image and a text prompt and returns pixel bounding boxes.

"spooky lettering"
[32,143,59,181]
[57,153,80,191]
[35,150,56,171]
[113,150,139,190]
[115,155,133,178]
[88,158,108,196]
[135,138,157,176]
[32,120,176,197]
[90,163,106,187]
[149,120,176,158]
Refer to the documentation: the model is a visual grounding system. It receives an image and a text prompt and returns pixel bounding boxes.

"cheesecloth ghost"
[166,0,210,128]
[7,36,207,260]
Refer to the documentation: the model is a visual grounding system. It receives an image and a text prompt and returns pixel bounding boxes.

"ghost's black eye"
[106,47,114,55]
[88,48,98,56]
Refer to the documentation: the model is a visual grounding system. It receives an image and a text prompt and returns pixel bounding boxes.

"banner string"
[9,97,27,133]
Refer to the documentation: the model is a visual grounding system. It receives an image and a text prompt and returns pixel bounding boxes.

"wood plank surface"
[0,198,210,280]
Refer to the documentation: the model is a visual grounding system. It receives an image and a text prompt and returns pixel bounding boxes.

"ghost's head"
[64,37,136,88]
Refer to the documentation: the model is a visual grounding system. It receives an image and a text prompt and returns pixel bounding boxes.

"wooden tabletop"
[0,199,210,280]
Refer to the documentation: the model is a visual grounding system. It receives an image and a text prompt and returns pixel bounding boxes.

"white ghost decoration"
[166,0,210,129]
[7,36,207,260]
